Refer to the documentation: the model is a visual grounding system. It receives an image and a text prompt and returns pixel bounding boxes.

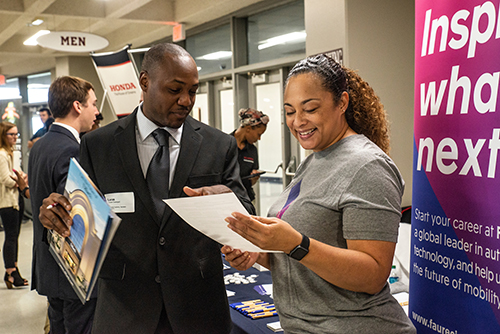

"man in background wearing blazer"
[39,43,254,333]
[29,76,99,334]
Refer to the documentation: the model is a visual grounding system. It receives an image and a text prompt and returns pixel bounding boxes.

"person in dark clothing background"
[28,107,53,149]
[231,108,269,201]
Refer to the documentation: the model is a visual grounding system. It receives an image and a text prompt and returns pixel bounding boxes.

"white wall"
[305,0,346,56]
[305,0,415,206]
[55,56,116,125]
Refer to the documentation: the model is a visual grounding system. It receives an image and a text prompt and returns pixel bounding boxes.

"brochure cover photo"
[48,158,121,303]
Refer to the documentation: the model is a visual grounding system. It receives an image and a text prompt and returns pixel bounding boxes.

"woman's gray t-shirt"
[268,135,415,334]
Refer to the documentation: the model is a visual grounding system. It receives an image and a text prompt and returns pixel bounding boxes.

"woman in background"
[231,108,269,201]
[0,121,28,288]
[223,55,415,333]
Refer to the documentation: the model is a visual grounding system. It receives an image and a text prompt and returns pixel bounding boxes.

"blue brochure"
[48,158,121,304]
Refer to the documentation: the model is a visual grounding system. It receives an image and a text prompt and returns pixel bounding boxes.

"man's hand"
[221,246,260,271]
[39,193,73,237]
[183,185,232,197]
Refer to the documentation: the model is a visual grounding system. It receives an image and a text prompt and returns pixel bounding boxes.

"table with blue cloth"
[224,259,280,334]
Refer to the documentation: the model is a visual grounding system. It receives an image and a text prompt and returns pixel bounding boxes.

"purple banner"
[412,0,500,333]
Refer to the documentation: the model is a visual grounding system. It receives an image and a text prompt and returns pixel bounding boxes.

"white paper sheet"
[164,193,277,253]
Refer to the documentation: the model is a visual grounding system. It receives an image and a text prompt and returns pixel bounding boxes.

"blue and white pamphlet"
[48,158,121,304]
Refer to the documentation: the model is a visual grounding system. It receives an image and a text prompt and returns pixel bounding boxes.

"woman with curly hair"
[0,121,28,288]
[222,54,415,333]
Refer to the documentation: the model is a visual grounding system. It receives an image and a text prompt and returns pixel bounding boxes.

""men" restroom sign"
[37,31,109,52]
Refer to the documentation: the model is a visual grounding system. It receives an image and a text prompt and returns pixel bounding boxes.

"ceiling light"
[129,47,150,53]
[27,84,50,89]
[258,31,307,50]
[31,19,44,26]
[27,72,51,79]
[196,51,232,60]
[24,30,50,46]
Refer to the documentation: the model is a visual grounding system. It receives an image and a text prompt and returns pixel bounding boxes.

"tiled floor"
[0,220,48,334]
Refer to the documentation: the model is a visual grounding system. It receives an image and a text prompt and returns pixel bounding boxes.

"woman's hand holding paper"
[225,212,302,254]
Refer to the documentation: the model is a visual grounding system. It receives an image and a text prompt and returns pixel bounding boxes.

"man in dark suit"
[39,43,254,333]
[29,76,99,333]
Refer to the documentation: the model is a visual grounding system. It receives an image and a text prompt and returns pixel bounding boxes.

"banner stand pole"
[90,51,117,119]
[128,48,142,78]
[99,89,108,113]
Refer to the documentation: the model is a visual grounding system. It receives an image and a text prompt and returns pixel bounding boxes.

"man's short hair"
[141,43,191,75]
[48,76,94,119]
[39,107,52,117]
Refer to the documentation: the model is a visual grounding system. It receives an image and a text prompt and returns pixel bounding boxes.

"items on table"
[224,272,258,285]
[230,299,278,320]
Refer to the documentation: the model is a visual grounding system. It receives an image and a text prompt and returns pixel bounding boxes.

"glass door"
[250,69,305,216]
[254,81,283,216]
[220,89,235,134]
[209,77,236,133]
[201,70,302,216]
[192,82,209,125]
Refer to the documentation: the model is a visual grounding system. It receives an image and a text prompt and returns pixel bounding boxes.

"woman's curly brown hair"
[343,67,390,154]
[286,54,390,154]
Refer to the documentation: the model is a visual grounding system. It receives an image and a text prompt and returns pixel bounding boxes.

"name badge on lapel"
[105,192,135,213]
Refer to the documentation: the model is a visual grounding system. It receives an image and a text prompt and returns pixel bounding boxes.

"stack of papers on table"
[393,292,409,315]
[267,321,283,332]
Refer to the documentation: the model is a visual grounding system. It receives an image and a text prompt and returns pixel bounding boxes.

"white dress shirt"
[135,104,183,187]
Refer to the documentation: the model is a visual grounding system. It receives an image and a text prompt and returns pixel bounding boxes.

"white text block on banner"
[411,1,500,333]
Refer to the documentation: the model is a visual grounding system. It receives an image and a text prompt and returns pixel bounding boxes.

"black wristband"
[21,186,29,198]
[287,233,310,261]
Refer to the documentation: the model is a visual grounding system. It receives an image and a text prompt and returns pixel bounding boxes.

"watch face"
[290,246,308,260]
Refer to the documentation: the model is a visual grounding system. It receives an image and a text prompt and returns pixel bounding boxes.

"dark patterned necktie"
[146,128,170,219]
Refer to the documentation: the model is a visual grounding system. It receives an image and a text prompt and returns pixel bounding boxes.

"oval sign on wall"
[37,31,109,52]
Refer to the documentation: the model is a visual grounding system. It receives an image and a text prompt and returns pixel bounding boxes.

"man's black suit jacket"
[80,111,255,334]
[28,124,81,298]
